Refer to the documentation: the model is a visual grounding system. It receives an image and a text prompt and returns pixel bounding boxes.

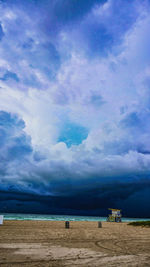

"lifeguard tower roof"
[108,208,121,211]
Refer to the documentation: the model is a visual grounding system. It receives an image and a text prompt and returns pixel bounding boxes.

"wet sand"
[0,220,150,266]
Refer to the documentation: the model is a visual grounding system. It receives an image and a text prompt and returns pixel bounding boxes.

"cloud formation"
[0,0,150,216]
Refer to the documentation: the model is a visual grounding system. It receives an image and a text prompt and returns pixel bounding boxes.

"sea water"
[2,213,150,222]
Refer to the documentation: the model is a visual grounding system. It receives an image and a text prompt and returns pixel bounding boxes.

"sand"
[0,220,150,266]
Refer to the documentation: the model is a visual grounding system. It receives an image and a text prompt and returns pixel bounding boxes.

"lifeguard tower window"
[107,209,122,222]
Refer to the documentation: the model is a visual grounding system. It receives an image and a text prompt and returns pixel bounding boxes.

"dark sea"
[2,213,150,222]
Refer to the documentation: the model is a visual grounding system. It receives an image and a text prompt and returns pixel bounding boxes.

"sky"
[0,0,150,217]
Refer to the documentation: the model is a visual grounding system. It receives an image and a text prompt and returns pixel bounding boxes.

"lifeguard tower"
[107,208,122,222]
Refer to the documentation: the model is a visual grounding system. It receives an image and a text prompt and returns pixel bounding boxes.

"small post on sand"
[65,221,70,229]
[98,221,102,228]
[0,215,4,225]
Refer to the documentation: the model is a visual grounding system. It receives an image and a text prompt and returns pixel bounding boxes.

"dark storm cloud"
[0,111,32,179]
[0,177,150,217]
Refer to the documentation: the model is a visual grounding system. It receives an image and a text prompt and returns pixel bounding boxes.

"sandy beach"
[0,220,150,266]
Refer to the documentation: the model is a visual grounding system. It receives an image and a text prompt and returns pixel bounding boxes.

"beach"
[0,220,150,266]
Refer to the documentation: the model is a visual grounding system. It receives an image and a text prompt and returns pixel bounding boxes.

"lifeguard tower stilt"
[107,209,122,222]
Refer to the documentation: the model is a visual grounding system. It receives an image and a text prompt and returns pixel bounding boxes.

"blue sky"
[0,0,150,216]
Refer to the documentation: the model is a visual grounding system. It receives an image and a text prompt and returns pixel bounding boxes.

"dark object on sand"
[65,221,70,228]
[98,221,102,228]
[128,221,150,227]
[0,215,3,225]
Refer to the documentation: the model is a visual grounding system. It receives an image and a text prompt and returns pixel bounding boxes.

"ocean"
[2,213,150,222]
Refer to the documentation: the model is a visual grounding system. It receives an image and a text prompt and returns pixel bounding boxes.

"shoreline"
[2,213,150,222]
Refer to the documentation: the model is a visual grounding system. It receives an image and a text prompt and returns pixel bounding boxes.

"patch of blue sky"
[82,23,114,56]
[0,71,19,82]
[53,0,107,24]
[58,122,89,148]
[0,23,4,41]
